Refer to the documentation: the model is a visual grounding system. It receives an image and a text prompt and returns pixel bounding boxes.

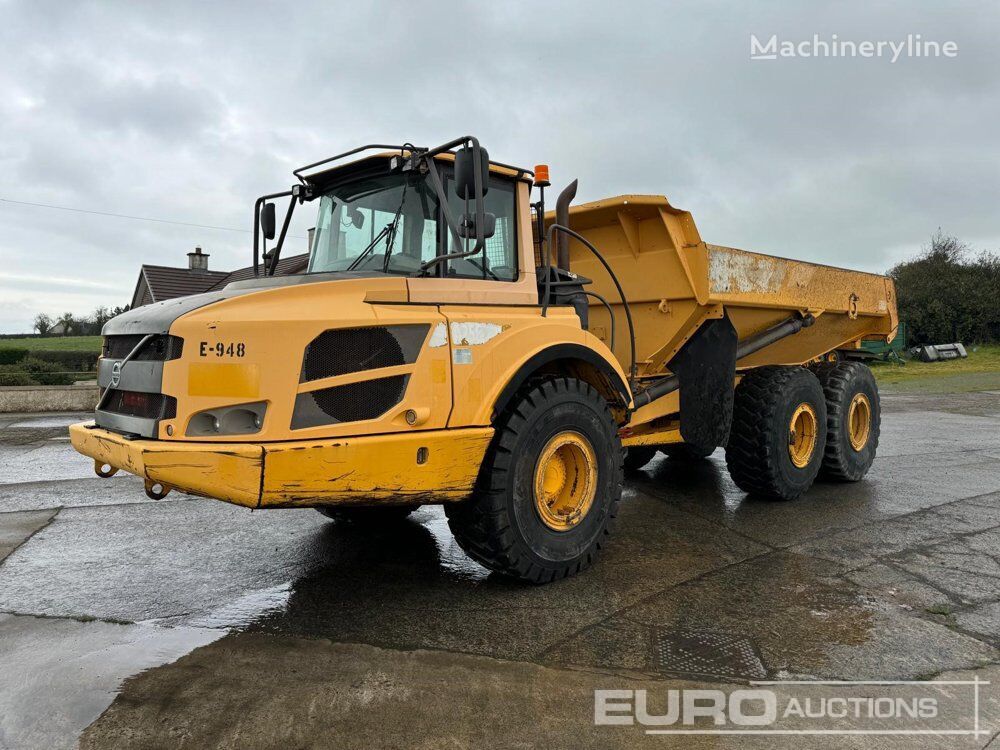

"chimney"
[187,246,209,272]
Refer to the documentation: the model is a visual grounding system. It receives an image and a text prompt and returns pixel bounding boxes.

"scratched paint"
[428,322,449,348]
[708,247,784,295]
[449,322,504,346]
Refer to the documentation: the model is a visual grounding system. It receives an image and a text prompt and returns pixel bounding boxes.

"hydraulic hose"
[631,313,816,408]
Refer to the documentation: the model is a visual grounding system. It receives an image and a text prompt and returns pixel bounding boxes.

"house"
[130,246,309,308]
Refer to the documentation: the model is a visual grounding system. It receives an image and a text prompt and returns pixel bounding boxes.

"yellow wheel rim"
[533,431,598,531]
[788,403,818,469]
[847,393,872,451]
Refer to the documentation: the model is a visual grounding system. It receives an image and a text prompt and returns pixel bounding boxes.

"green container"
[860,322,908,357]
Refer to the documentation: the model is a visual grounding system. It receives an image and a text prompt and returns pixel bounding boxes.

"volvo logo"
[110,361,122,388]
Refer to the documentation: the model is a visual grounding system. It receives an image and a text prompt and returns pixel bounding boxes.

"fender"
[491,343,631,422]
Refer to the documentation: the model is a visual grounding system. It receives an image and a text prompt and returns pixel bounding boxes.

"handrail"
[542,224,637,383]
[292,141,535,184]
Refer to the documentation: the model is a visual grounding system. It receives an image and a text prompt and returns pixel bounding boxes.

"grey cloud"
[0,0,997,333]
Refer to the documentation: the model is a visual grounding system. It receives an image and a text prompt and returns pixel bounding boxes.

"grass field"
[872,345,1000,392]
[0,336,103,352]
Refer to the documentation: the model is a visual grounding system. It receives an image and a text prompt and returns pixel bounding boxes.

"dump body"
[546,195,897,437]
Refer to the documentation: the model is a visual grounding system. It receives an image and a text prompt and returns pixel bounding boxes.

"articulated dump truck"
[71,136,897,583]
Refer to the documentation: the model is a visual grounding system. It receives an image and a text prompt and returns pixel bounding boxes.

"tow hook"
[94,460,118,478]
[144,480,172,500]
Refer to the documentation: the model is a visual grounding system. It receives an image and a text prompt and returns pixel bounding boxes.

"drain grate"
[653,628,767,682]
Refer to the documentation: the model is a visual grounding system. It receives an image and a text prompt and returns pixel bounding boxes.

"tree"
[889,232,1000,345]
[56,312,77,336]
[92,306,111,327]
[33,313,53,336]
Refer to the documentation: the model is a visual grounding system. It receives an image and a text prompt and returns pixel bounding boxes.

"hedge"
[23,350,100,372]
[0,357,75,386]
[0,348,29,365]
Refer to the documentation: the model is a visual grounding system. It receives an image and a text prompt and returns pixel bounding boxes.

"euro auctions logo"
[750,33,958,62]
[594,680,989,737]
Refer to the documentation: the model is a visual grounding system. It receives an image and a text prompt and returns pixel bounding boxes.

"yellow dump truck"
[71,136,897,582]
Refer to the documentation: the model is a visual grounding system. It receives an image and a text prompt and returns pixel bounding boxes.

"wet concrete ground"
[1,391,1000,748]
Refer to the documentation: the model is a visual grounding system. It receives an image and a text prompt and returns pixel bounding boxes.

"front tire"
[813,362,880,481]
[725,367,827,501]
[445,377,623,583]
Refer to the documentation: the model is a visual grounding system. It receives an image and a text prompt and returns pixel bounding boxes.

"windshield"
[307,169,518,280]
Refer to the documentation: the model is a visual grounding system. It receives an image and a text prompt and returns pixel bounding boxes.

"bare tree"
[33,313,53,336]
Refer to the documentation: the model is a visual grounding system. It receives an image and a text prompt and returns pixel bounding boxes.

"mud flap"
[668,313,738,449]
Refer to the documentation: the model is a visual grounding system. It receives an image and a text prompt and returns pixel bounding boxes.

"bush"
[0,366,35,386]
[0,357,74,386]
[0,348,29,365]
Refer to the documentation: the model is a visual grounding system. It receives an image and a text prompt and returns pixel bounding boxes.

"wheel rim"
[847,393,872,451]
[533,431,598,531]
[788,403,818,468]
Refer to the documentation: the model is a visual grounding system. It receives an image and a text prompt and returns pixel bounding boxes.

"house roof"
[131,254,310,309]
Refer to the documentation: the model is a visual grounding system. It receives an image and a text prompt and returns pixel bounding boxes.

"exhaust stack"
[555,179,578,270]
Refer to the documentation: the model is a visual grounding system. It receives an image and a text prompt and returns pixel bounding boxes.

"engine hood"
[103,271,394,336]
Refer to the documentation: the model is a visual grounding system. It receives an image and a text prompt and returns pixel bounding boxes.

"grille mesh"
[292,375,408,429]
[301,325,427,382]
[103,335,183,361]
[102,390,177,420]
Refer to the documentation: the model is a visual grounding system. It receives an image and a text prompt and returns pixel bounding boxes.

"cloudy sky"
[1,0,997,333]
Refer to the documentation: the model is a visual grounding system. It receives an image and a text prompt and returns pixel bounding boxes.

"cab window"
[445,175,517,281]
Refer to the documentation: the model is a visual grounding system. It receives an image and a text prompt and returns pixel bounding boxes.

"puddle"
[0,614,223,750]
[7,416,85,429]
[181,582,294,629]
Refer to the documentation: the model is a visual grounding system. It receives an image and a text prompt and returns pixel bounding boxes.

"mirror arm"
[419,158,480,274]
[469,137,487,268]
[418,140,488,274]
[253,189,293,277]
[267,193,298,276]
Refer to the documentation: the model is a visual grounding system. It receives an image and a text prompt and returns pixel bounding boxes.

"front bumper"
[69,423,493,508]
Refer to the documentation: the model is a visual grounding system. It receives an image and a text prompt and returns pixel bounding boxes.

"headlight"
[186,402,267,436]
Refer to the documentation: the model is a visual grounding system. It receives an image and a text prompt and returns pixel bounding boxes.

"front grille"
[301,325,428,382]
[102,390,177,420]
[291,375,408,429]
[103,335,183,361]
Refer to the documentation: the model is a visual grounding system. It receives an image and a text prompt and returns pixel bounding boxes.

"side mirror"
[454,145,490,200]
[459,212,496,239]
[261,202,276,241]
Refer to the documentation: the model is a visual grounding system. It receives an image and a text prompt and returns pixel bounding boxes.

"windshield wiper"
[346,223,392,271]
[379,176,411,273]
[346,176,411,273]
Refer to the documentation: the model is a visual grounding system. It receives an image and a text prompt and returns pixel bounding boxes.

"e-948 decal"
[199,341,246,358]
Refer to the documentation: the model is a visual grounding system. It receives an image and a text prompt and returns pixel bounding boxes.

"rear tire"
[725,367,827,501]
[315,505,419,523]
[813,362,880,481]
[445,377,623,583]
